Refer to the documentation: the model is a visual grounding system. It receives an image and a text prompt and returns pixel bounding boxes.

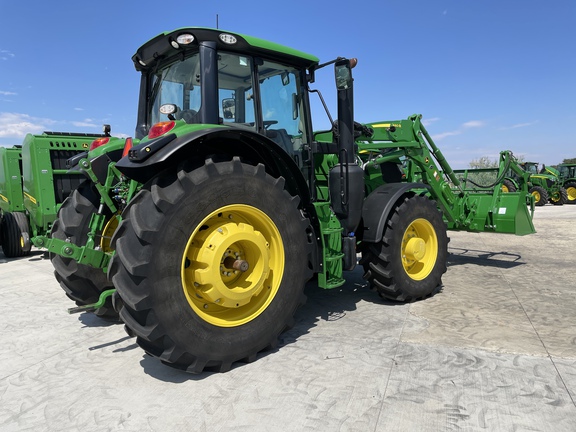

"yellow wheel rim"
[532,191,541,202]
[100,214,120,252]
[501,185,509,193]
[181,204,284,327]
[566,186,576,202]
[401,218,438,281]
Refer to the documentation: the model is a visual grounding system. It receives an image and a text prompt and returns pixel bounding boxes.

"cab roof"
[133,27,320,72]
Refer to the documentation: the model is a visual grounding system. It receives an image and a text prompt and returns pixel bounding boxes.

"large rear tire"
[0,212,31,258]
[361,194,448,302]
[109,158,312,373]
[50,181,117,319]
[565,181,576,204]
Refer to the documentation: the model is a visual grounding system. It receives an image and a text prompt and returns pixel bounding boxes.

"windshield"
[146,50,308,155]
[149,54,202,125]
[148,52,257,128]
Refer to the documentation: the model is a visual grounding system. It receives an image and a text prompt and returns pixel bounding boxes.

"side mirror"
[334,58,356,90]
[222,98,235,119]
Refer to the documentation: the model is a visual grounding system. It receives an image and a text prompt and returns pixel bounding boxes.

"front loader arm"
[356,114,535,235]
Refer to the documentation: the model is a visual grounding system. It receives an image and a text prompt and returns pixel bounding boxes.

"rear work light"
[148,121,176,139]
[89,137,110,151]
[122,137,133,158]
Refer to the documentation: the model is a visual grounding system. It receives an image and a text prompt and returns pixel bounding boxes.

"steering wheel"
[263,120,278,130]
[174,109,199,124]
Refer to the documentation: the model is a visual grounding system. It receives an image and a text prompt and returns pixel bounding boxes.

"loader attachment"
[455,190,536,236]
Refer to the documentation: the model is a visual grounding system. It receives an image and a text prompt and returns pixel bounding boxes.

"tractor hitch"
[67,289,116,314]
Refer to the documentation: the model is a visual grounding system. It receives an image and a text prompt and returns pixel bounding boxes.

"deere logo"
[82,143,89,149]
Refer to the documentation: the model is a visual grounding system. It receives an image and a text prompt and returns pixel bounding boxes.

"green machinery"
[0,133,100,257]
[450,150,535,204]
[517,162,567,206]
[0,145,28,257]
[552,163,576,204]
[36,28,536,373]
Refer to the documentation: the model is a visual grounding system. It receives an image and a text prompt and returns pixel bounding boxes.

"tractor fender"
[361,182,428,243]
[115,127,311,203]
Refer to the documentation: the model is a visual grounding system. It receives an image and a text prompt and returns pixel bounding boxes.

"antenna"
[216,14,219,29]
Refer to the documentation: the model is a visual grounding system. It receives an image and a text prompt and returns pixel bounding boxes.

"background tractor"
[39,28,535,374]
[554,163,576,204]
[516,162,567,206]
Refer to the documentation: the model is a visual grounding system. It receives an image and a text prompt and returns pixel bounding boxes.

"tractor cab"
[129,28,319,167]
[117,28,330,199]
[521,162,540,175]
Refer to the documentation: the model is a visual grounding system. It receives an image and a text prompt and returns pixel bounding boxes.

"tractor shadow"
[139,267,398,382]
[0,249,45,263]
[447,247,525,269]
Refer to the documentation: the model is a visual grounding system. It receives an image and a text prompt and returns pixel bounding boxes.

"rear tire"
[564,181,576,204]
[50,181,117,319]
[529,186,548,206]
[109,158,312,373]
[0,212,31,258]
[361,194,448,302]
[501,179,516,193]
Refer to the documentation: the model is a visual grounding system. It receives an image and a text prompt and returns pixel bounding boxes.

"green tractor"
[556,163,576,204]
[513,162,568,206]
[37,28,536,373]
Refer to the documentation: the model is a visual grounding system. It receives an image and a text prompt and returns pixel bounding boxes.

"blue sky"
[0,0,574,169]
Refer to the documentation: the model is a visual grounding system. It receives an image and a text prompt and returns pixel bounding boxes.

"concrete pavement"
[1,205,575,431]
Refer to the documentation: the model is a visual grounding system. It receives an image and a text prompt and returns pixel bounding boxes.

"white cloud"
[0,50,15,61]
[462,120,485,128]
[499,121,538,130]
[0,112,56,138]
[432,130,461,140]
[432,119,486,141]
[422,117,441,127]
[0,90,17,96]
[71,120,98,128]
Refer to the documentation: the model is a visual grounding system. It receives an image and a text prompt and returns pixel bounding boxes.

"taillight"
[148,121,176,139]
[89,137,110,151]
[122,137,133,158]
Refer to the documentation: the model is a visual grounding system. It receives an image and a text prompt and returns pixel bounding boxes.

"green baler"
[0,132,108,257]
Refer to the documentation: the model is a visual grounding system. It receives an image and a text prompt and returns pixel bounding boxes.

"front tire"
[361,194,448,302]
[50,181,117,319]
[0,212,31,258]
[529,186,548,206]
[550,187,567,205]
[501,179,516,193]
[109,158,312,373]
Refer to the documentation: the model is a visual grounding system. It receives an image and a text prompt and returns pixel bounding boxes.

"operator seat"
[266,128,293,154]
